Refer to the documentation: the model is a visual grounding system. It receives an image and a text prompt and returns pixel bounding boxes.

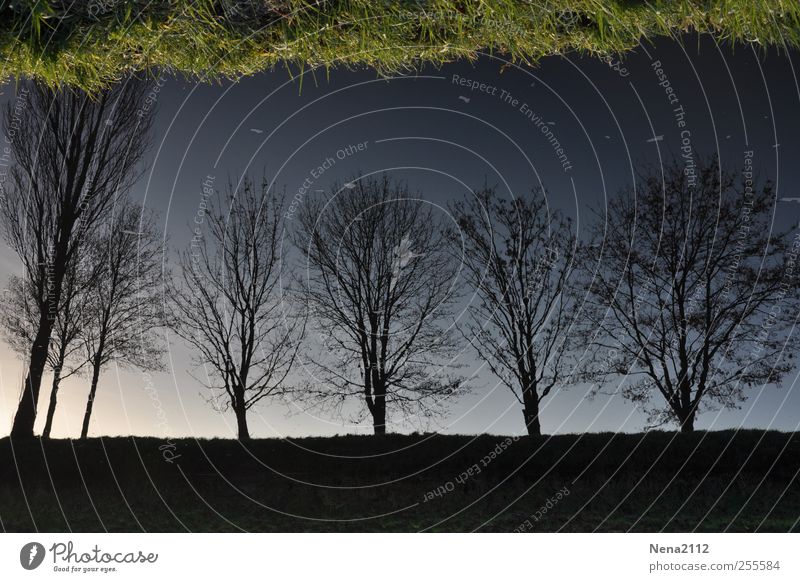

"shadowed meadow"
[2,431,798,532]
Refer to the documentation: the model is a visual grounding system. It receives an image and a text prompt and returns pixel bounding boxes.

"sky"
[1,34,800,439]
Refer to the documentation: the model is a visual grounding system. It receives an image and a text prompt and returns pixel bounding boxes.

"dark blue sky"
[1,34,799,438]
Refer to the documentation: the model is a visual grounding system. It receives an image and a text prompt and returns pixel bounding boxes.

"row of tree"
[1,80,165,439]
[3,80,798,440]
[1,201,164,438]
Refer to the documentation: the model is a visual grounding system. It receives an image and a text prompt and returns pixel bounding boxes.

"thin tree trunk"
[11,318,54,438]
[80,353,103,439]
[42,368,62,439]
[11,241,68,438]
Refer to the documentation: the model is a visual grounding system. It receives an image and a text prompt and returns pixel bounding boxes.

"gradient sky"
[1,34,800,439]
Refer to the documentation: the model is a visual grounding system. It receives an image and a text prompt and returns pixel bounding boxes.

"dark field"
[1,430,798,532]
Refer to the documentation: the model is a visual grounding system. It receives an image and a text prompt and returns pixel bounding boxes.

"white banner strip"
[1,533,797,581]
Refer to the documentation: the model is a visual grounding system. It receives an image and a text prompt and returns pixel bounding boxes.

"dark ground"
[1,430,798,532]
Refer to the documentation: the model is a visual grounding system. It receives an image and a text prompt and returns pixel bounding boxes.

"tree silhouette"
[79,200,166,439]
[450,186,579,436]
[170,177,302,441]
[295,174,465,435]
[0,264,94,438]
[581,158,800,432]
[1,79,153,438]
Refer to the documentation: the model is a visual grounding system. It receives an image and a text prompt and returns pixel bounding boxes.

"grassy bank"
[1,430,798,531]
[1,1,800,91]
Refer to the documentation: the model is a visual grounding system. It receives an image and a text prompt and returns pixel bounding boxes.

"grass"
[1,1,800,92]
[1,430,798,532]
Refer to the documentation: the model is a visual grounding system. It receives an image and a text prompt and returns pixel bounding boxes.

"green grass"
[1,430,798,531]
[1,1,800,91]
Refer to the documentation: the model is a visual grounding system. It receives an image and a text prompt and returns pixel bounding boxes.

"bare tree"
[0,266,92,438]
[170,177,301,441]
[581,158,800,432]
[295,174,465,435]
[449,186,578,436]
[1,79,153,437]
[41,256,94,438]
[80,201,166,439]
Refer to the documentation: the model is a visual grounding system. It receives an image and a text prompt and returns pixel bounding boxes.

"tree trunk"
[521,381,542,436]
[522,404,542,436]
[679,411,695,433]
[677,377,695,433]
[11,240,68,438]
[674,389,696,433]
[80,354,103,439]
[10,317,54,438]
[234,400,251,441]
[42,368,62,439]
[372,389,386,435]
[373,410,386,435]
